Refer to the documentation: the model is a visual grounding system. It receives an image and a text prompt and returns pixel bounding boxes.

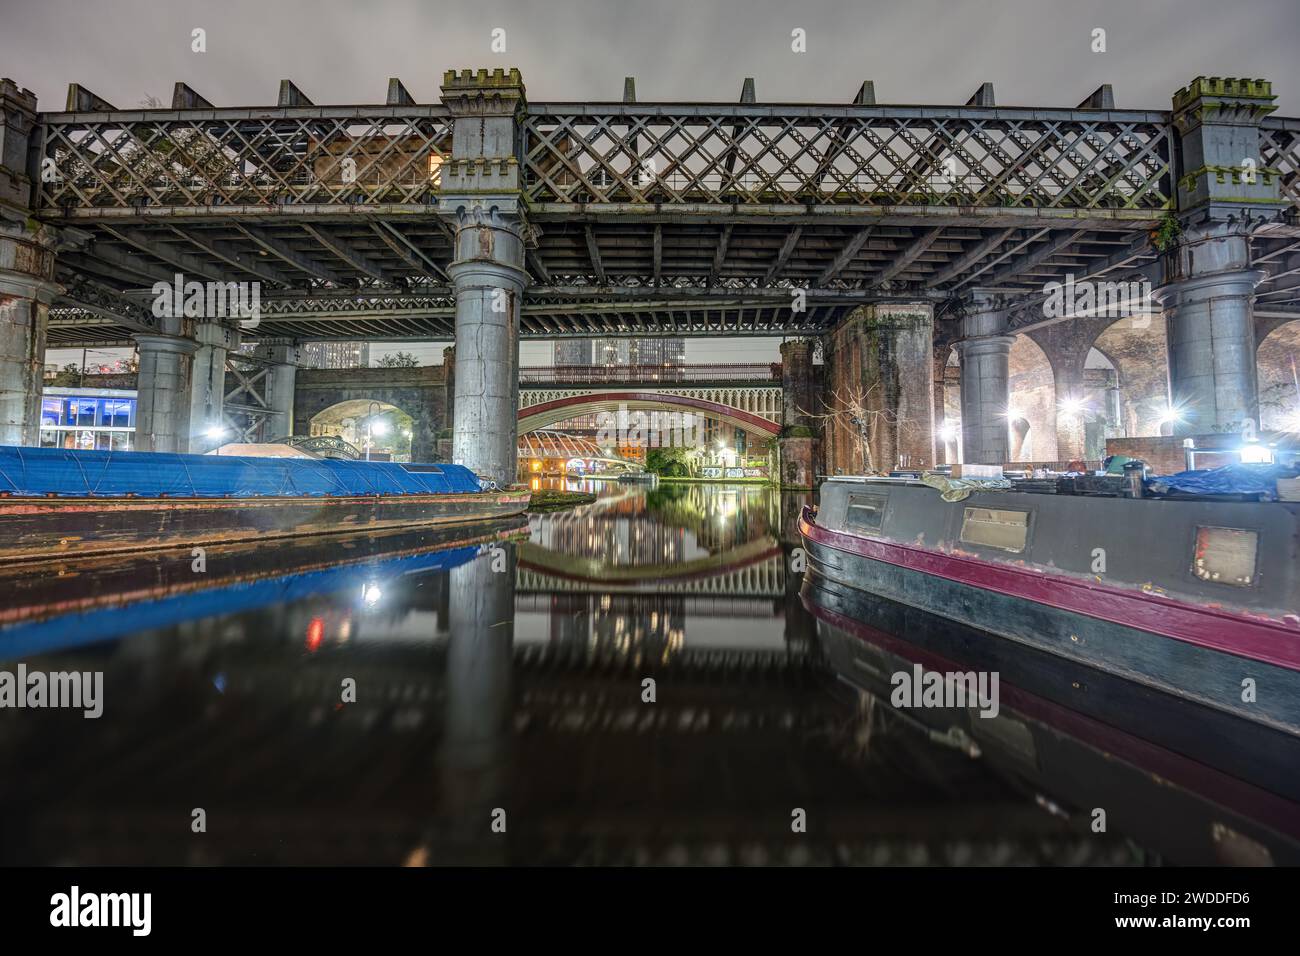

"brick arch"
[1256,319,1300,431]
[517,391,781,438]
[292,367,448,461]
[1087,314,1169,438]
[1006,333,1056,462]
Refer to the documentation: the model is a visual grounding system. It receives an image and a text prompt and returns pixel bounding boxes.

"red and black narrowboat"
[800,475,1300,735]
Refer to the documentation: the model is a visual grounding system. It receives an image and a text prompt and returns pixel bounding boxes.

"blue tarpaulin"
[1149,462,1298,499]
[0,446,484,498]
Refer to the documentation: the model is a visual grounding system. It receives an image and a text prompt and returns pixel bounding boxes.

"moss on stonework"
[1151,213,1181,252]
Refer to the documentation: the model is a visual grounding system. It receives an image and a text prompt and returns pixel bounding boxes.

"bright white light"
[1241,444,1274,464]
[938,422,960,443]
[1003,408,1024,421]
[372,421,390,436]
[205,425,228,440]
[1156,406,1184,428]
[362,582,382,607]
[1059,397,1088,417]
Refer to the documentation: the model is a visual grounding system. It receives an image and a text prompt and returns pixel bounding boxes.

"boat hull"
[800,503,1300,736]
[0,490,532,563]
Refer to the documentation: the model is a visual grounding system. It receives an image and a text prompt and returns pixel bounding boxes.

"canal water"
[1,481,1296,865]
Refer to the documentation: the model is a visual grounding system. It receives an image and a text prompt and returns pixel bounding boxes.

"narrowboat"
[0,445,531,563]
[799,474,1300,735]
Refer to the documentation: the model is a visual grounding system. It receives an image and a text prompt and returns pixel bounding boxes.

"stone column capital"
[133,332,200,356]
[256,337,301,366]
[193,321,239,351]
[955,334,1016,360]
[1152,268,1266,306]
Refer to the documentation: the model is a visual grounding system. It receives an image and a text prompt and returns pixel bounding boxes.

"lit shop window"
[1193,527,1258,587]
[960,507,1030,553]
[41,398,65,427]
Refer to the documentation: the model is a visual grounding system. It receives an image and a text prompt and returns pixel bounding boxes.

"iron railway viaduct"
[1,68,1297,485]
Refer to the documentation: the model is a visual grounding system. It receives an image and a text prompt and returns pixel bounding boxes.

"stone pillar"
[956,293,1015,465]
[439,69,529,488]
[1153,223,1265,435]
[0,224,58,446]
[861,305,935,470]
[0,81,58,447]
[257,338,299,441]
[1051,360,1088,463]
[1154,77,1285,436]
[779,339,815,426]
[932,346,954,464]
[133,333,198,452]
[187,322,239,453]
[445,206,525,486]
[823,306,936,474]
[778,338,820,488]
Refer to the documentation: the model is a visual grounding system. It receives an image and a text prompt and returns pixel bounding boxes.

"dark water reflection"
[0,480,1295,865]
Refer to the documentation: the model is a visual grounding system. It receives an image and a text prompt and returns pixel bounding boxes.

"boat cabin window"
[960,507,1029,553]
[845,494,888,532]
[400,464,444,474]
[1193,526,1257,587]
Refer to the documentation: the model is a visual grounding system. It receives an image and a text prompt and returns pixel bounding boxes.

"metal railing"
[519,363,781,384]
[34,102,1179,214]
[38,109,452,211]
[523,105,1174,210]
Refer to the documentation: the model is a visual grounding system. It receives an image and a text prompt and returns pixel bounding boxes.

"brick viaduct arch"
[292,366,451,462]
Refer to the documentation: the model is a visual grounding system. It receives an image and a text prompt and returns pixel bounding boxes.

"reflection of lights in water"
[305,617,324,652]
[530,476,541,491]
[362,582,383,607]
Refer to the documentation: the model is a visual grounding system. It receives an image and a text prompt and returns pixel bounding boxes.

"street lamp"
[363,401,389,462]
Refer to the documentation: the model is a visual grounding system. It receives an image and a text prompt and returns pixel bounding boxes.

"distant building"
[555,338,685,368]
[299,342,371,369]
[553,339,593,366]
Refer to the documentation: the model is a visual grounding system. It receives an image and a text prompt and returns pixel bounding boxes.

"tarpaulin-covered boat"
[0,445,531,562]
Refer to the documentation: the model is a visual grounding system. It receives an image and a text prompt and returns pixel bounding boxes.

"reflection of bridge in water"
[520,482,785,596]
[517,537,785,597]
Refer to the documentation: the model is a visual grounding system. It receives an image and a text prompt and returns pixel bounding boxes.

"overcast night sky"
[4,0,1297,366]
